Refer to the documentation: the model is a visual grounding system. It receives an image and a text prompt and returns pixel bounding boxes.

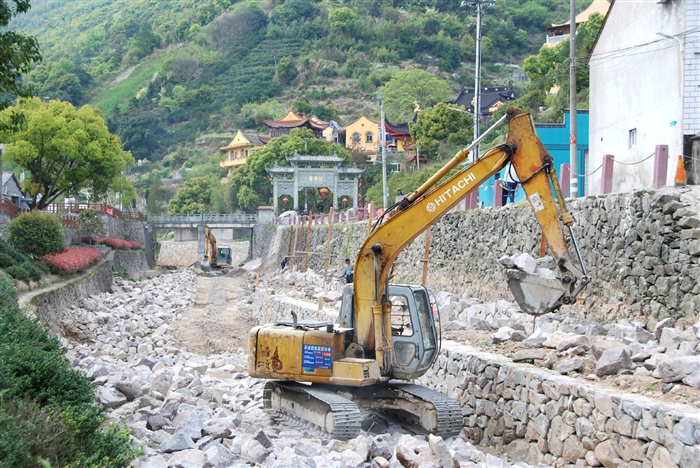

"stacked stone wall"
[19,252,114,340]
[112,250,150,276]
[0,212,11,238]
[420,341,700,467]
[275,188,700,324]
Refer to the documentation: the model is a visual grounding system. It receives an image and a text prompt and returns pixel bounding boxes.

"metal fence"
[147,213,258,224]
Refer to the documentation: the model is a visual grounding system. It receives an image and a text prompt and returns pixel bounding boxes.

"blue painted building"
[477,110,590,206]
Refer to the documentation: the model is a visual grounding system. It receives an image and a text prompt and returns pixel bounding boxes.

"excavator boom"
[248,108,588,440]
[353,108,587,363]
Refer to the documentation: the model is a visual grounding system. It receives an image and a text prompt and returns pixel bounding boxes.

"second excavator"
[248,108,589,439]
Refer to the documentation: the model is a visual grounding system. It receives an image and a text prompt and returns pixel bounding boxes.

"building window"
[352,132,361,143]
[629,129,636,148]
[366,132,374,143]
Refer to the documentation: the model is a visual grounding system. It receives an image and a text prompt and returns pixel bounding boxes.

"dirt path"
[172,272,256,357]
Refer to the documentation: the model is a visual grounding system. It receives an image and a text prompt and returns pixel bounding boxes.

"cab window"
[389,295,413,336]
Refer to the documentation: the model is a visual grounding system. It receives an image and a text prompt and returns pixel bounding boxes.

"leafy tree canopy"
[0,0,41,128]
[229,128,351,212]
[378,70,451,122]
[168,176,213,214]
[409,102,473,158]
[0,98,135,210]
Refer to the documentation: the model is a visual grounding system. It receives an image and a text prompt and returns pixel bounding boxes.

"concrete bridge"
[146,210,275,265]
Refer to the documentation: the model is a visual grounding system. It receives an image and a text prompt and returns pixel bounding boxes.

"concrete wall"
[274,188,700,324]
[19,252,114,340]
[589,0,687,193]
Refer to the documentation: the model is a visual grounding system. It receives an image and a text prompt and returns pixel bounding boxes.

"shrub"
[5,264,31,284]
[96,237,142,250]
[0,273,17,309]
[0,253,14,269]
[76,208,105,240]
[0,239,28,263]
[7,211,66,259]
[0,294,139,467]
[80,236,96,245]
[42,247,102,276]
[21,262,45,282]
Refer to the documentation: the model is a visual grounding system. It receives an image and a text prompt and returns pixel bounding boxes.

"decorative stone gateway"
[419,340,700,468]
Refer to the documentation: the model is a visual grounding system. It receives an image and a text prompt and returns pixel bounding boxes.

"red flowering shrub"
[42,247,103,275]
[95,237,142,250]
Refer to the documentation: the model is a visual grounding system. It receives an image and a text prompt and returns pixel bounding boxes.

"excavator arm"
[353,108,588,366]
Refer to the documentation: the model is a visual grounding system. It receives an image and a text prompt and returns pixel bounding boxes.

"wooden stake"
[294,217,305,271]
[421,227,432,286]
[367,201,374,237]
[286,225,294,267]
[539,234,547,258]
[323,207,334,284]
[304,211,313,272]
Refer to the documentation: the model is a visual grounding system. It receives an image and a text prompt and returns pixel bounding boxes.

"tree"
[0,0,42,128]
[168,176,213,214]
[378,70,452,122]
[275,56,298,85]
[329,7,357,34]
[0,98,135,211]
[75,208,105,241]
[409,103,472,158]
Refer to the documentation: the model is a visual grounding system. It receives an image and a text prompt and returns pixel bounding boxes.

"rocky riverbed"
[61,268,542,468]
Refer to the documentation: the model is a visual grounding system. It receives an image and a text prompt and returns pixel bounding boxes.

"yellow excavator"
[248,109,589,439]
[202,226,232,270]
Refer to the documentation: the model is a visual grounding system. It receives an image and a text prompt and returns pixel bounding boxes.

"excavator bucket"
[504,269,567,316]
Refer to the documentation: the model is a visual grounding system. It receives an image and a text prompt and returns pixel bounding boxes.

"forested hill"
[12,0,580,165]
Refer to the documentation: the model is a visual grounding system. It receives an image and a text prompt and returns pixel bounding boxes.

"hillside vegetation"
[11,0,597,211]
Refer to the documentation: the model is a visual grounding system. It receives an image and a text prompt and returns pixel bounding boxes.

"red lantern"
[282,197,289,205]
[342,198,348,205]
[319,187,329,200]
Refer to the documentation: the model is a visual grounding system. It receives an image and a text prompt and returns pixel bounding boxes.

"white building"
[588,0,699,193]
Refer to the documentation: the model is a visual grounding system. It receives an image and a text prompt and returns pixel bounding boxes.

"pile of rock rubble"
[62,268,544,468]
[434,285,700,394]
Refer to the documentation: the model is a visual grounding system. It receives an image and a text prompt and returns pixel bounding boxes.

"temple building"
[263,111,329,138]
[219,130,269,178]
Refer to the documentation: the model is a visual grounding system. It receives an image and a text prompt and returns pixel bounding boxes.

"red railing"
[43,203,146,222]
[0,199,146,226]
[0,198,21,218]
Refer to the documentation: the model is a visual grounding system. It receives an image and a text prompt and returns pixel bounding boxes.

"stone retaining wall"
[0,212,11,239]
[19,252,114,340]
[274,188,700,324]
[112,250,150,277]
[255,290,700,468]
[419,341,700,468]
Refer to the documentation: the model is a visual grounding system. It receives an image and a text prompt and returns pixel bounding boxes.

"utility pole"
[466,0,492,160]
[569,0,578,198]
[380,99,388,210]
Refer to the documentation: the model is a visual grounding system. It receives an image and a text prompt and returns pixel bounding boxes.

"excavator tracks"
[263,381,463,440]
[263,381,362,440]
[387,382,463,437]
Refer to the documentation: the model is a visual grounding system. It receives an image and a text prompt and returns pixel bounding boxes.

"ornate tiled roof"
[452,86,516,115]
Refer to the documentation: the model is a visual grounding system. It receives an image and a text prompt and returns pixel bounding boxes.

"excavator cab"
[338,284,438,380]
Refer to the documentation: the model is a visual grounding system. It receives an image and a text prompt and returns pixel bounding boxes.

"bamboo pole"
[304,211,313,272]
[294,216,305,271]
[323,207,334,284]
[421,227,431,286]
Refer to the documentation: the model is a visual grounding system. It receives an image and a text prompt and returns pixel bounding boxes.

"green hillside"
[10,0,594,210]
